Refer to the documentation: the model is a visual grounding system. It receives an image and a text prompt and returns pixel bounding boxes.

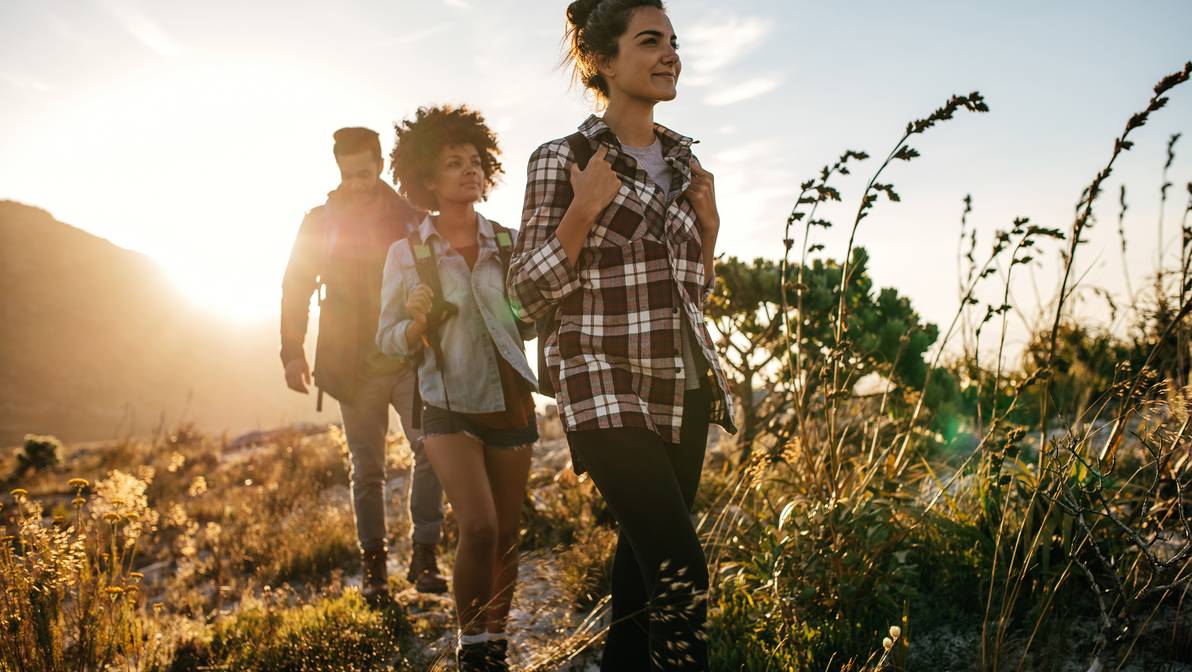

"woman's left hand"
[685,157,720,238]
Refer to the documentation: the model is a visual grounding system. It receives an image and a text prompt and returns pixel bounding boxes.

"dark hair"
[565,0,666,104]
[389,105,503,211]
[332,127,382,163]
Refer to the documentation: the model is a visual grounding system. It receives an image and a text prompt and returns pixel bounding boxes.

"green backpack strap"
[403,227,458,430]
[491,221,515,296]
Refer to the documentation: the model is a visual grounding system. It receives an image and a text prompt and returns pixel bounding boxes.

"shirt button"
[672,307,680,315]
[674,367,682,373]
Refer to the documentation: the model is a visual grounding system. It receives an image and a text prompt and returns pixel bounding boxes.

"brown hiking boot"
[361,547,389,606]
[405,541,448,594]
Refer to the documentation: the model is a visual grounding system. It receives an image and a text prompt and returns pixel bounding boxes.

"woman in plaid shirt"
[508,1,736,669]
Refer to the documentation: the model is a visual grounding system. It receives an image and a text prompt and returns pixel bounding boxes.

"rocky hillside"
[0,200,324,443]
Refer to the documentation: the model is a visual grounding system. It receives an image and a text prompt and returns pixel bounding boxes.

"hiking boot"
[361,547,389,605]
[456,642,489,672]
[484,638,510,672]
[405,541,448,594]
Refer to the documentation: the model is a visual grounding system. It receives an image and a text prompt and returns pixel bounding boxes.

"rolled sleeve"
[376,242,422,359]
[701,274,716,305]
[511,234,580,320]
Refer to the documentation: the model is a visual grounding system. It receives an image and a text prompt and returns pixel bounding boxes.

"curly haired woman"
[377,105,537,671]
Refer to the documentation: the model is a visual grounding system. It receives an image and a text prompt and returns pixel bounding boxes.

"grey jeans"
[338,366,443,552]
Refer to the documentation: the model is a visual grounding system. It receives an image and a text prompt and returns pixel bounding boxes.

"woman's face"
[427,143,484,209]
[600,7,681,104]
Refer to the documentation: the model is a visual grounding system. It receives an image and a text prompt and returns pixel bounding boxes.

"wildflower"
[130,572,144,580]
[105,586,124,595]
[91,470,159,539]
[68,478,90,490]
[882,637,894,650]
[10,488,28,499]
[204,522,223,545]
[188,476,208,497]
[103,512,122,525]
[72,497,86,508]
[889,625,901,639]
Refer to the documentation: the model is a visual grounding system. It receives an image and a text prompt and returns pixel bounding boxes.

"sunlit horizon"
[3,0,1191,337]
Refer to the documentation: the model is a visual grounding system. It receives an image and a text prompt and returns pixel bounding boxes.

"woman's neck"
[601,95,657,147]
[433,201,478,245]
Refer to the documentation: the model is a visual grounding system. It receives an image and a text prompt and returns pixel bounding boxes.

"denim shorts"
[421,404,539,448]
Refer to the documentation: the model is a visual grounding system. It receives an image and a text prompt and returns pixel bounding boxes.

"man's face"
[335,150,382,198]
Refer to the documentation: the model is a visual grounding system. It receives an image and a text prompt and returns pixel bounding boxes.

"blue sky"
[1,0,1190,357]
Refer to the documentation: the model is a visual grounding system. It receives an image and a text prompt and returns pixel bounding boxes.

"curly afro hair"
[390,105,503,211]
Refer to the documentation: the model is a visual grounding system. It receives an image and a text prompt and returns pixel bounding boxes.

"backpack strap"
[491,220,515,294]
[402,227,458,430]
[565,131,595,171]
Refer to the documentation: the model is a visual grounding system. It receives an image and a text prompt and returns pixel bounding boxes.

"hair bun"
[566,0,603,30]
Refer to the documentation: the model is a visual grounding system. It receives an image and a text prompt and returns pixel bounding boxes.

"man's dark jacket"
[280,182,423,403]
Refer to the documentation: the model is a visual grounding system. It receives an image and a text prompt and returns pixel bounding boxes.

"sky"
[2,0,1191,361]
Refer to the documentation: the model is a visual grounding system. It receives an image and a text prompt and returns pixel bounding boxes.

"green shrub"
[15,434,62,476]
[180,591,412,671]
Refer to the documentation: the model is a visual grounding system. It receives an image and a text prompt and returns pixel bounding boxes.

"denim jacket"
[376,213,537,413]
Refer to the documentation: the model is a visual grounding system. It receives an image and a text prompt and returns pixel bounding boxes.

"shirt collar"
[577,114,696,155]
[417,211,495,245]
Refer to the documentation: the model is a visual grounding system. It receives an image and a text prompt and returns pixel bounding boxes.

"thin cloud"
[703,76,781,106]
[364,23,451,49]
[100,0,183,58]
[714,140,774,165]
[680,12,771,86]
[0,71,53,93]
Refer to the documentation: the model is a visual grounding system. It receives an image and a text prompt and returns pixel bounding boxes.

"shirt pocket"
[586,180,649,249]
[437,256,473,309]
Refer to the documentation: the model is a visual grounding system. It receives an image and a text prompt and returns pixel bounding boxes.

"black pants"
[566,386,712,672]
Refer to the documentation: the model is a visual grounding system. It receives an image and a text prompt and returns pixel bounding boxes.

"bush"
[15,434,62,476]
[176,590,414,671]
[0,477,164,671]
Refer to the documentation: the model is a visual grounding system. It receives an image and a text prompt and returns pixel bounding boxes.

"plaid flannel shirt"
[509,115,736,443]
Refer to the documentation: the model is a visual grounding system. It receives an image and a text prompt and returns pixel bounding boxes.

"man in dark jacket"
[281,126,448,601]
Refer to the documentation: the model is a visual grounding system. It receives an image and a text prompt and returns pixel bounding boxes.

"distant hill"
[0,200,328,444]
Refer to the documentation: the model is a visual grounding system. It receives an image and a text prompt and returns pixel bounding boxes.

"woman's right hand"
[406,284,434,327]
[568,145,621,225]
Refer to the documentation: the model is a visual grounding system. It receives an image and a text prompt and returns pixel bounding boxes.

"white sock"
[459,632,489,646]
[486,631,508,642]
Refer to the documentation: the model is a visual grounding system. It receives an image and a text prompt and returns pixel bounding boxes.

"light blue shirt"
[376,213,537,413]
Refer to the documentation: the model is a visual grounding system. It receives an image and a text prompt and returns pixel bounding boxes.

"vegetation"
[2,60,1191,672]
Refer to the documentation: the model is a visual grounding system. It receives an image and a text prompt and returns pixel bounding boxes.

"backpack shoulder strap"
[564,132,595,172]
[405,227,444,301]
[489,220,515,279]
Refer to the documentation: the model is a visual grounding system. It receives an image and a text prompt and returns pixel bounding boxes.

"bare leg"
[483,444,533,633]
[424,432,498,636]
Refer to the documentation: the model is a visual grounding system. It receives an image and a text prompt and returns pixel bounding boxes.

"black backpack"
[535,132,595,397]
